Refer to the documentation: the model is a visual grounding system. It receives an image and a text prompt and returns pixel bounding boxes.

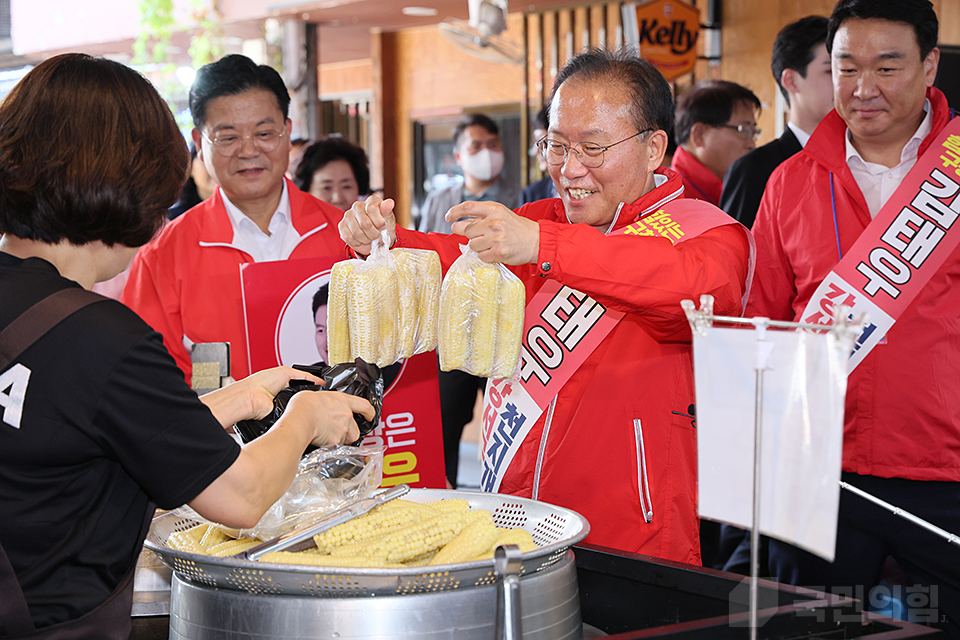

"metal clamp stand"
[683,295,861,640]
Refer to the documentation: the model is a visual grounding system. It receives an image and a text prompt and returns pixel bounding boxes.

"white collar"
[845,98,933,168]
[220,180,291,235]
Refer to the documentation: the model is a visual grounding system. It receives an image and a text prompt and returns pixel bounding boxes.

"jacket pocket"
[633,418,654,523]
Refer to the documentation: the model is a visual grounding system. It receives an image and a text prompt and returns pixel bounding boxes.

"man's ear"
[191,129,203,161]
[645,130,669,171]
[924,47,940,88]
[689,121,708,149]
[781,68,800,96]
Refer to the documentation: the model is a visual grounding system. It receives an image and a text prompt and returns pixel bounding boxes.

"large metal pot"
[147,489,590,639]
[169,549,581,639]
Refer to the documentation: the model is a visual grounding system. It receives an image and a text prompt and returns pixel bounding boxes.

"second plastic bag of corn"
[438,244,525,379]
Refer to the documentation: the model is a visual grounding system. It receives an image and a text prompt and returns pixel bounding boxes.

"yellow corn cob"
[167,530,206,555]
[406,249,441,353]
[259,551,401,567]
[469,264,502,376]
[438,269,475,371]
[392,250,420,359]
[402,550,439,567]
[199,524,231,551]
[327,261,354,364]
[428,512,498,565]
[373,264,399,366]
[182,523,210,544]
[346,269,379,363]
[418,498,471,513]
[312,503,433,553]
[206,538,260,557]
[471,528,539,560]
[491,277,525,379]
[330,511,476,563]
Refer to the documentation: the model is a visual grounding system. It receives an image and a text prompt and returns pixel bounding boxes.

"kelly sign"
[623,0,701,81]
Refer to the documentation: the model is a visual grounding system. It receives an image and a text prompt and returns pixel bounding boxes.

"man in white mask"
[418,114,519,235]
[417,113,519,488]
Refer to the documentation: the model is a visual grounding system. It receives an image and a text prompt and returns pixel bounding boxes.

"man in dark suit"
[720,16,835,228]
[519,105,558,205]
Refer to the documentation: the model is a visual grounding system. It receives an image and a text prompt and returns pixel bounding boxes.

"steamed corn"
[327,248,442,367]
[438,258,525,378]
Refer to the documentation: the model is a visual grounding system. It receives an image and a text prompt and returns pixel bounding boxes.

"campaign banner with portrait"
[240,256,446,489]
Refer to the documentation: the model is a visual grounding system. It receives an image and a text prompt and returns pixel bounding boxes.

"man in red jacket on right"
[749,0,959,634]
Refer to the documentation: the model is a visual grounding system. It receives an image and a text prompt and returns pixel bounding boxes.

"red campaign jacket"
[748,87,960,482]
[671,146,723,206]
[397,168,752,564]
[122,179,349,384]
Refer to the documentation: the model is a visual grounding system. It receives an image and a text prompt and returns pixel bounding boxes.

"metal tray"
[143,488,590,597]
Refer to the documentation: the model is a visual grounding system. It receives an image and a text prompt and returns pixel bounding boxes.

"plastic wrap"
[328,232,441,367]
[437,245,525,379]
[163,444,384,542]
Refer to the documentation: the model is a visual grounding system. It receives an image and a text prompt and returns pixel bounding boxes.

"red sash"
[480,200,751,492]
[800,116,960,371]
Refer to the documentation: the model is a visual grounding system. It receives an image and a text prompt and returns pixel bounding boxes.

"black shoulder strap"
[0,288,102,373]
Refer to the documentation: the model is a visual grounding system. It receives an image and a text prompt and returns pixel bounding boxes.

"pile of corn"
[438,256,525,379]
[166,498,538,568]
[328,248,441,367]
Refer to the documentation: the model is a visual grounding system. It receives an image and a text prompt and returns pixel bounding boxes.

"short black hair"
[294,136,371,196]
[674,80,761,145]
[312,284,329,316]
[551,48,674,136]
[534,104,550,130]
[453,113,499,146]
[827,0,938,61]
[189,54,291,130]
[0,54,188,247]
[771,16,829,107]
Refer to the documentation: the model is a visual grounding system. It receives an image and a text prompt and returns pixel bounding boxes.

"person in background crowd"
[519,105,558,205]
[721,16,834,228]
[294,135,371,212]
[418,113,521,234]
[417,113,521,486]
[122,55,351,386]
[671,80,761,206]
[286,136,308,181]
[748,0,959,635]
[339,49,753,563]
[0,52,370,638]
[169,143,217,220]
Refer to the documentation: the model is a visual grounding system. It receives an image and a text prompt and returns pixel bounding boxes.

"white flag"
[693,326,848,561]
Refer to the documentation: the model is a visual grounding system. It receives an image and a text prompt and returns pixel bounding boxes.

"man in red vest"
[749,0,959,634]
[340,49,753,565]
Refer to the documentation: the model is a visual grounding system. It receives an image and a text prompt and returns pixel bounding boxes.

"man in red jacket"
[340,49,753,564]
[122,55,349,384]
[749,0,959,634]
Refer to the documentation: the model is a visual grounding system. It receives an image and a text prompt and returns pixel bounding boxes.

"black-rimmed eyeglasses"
[716,123,761,142]
[536,129,653,168]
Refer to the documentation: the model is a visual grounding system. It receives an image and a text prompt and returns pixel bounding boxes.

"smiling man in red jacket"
[749,0,959,634]
[122,56,348,384]
[339,49,753,565]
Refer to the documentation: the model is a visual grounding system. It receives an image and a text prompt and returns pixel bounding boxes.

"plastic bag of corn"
[328,232,441,366]
[438,245,525,379]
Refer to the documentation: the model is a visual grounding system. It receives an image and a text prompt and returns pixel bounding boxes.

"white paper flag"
[693,326,848,561]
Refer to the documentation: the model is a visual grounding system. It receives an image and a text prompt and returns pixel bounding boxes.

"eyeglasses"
[203,129,286,157]
[536,129,653,168]
[717,123,761,142]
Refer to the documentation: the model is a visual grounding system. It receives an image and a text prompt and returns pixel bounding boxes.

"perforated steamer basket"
[144,488,590,598]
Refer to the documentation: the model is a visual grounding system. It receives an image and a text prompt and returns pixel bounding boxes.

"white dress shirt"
[787,121,812,149]
[220,181,302,262]
[845,99,933,218]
